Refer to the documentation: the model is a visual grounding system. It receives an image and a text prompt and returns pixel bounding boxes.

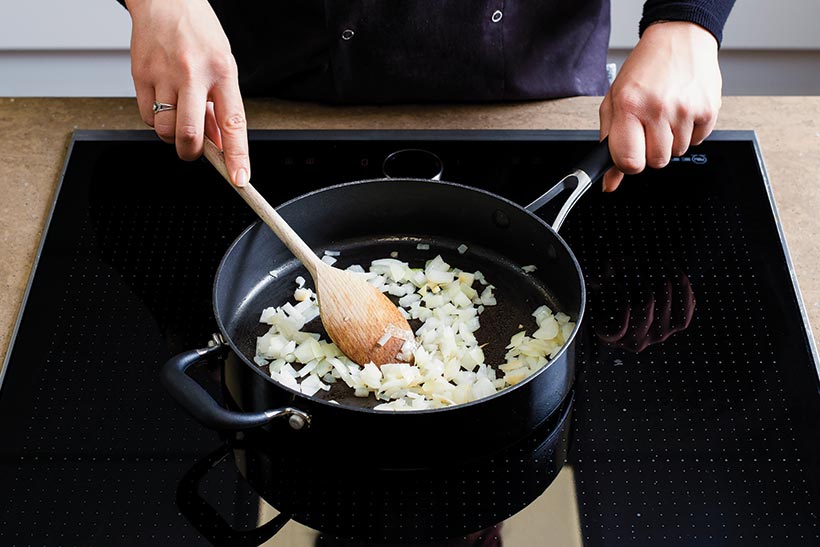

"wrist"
[123,0,151,16]
[641,20,719,50]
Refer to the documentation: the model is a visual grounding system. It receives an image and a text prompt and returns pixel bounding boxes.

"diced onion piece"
[457,244,469,255]
[376,332,392,347]
[473,377,496,399]
[410,270,427,287]
[294,288,311,302]
[298,360,318,377]
[399,293,421,307]
[416,243,431,250]
[458,272,475,286]
[385,323,414,341]
[259,307,277,325]
[277,371,299,390]
[300,374,325,396]
[426,255,450,272]
[480,286,497,306]
[321,255,337,266]
[521,264,538,273]
[504,368,530,386]
[324,250,341,257]
[533,317,559,340]
[426,269,455,285]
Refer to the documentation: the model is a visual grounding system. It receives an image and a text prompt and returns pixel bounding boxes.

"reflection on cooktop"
[178,392,572,545]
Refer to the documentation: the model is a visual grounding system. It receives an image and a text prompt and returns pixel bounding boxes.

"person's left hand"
[599,21,722,192]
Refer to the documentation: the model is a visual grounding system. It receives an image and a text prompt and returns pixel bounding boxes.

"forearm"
[640,0,736,45]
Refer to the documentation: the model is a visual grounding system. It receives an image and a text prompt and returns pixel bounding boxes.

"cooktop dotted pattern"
[0,131,818,546]
[566,195,819,546]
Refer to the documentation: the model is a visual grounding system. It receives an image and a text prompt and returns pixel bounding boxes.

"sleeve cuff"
[640,2,732,46]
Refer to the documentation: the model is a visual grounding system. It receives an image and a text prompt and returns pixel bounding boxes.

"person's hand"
[599,21,722,192]
[125,0,249,186]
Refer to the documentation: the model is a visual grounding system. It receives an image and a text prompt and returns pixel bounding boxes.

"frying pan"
[161,139,612,466]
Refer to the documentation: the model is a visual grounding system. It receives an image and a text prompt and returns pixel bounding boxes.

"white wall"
[0,0,134,96]
[607,0,820,96]
[610,0,820,50]
[1,0,819,97]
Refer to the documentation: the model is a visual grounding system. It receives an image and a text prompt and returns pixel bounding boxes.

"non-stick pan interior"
[215,179,584,409]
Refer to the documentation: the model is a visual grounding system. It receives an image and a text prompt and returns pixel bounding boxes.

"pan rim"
[213,177,587,415]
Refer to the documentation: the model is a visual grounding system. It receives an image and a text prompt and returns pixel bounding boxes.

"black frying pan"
[161,139,612,465]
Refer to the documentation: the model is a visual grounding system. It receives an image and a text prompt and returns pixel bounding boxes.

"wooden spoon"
[202,138,413,367]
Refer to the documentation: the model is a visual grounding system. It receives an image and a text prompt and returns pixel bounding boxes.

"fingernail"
[235,168,248,187]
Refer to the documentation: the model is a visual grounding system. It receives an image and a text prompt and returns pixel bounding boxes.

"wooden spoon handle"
[202,137,320,275]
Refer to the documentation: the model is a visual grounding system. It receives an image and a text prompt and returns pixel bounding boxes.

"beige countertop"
[1,96,819,368]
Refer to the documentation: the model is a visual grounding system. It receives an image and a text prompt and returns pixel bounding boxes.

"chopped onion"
[254,251,575,411]
[426,269,455,285]
[521,264,538,273]
[294,288,311,302]
[385,323,415,341]
[324,250,341,257]
[416,243,431,250]
[321,255,337,266]
[457,244,469,255]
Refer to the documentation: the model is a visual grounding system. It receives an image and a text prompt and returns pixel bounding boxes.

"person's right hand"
[125,0,249,186]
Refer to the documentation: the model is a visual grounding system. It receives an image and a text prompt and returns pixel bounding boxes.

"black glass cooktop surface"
[1,130,818,546]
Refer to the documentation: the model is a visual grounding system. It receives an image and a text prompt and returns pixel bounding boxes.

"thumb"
[602,167,624,192]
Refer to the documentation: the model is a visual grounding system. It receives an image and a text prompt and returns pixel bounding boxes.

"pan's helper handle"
[160,340,311,431]
[526,138,614,232]
[202,137,322,278]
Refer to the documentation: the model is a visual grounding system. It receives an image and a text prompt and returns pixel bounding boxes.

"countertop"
[1,97,819,369]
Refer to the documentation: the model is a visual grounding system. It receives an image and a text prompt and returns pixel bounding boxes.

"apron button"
[491,10,503,23]
[341,29,355,40]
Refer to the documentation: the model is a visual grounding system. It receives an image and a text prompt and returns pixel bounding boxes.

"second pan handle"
[525,138,613,232]
[160,337,311,431]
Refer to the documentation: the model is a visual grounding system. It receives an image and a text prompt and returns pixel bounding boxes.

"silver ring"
[152,101,176,114]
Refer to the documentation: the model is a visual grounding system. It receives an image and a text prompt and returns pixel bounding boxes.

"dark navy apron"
[210,1,611,103]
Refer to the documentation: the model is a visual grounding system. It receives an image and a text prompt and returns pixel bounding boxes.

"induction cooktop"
[1,130,818,546]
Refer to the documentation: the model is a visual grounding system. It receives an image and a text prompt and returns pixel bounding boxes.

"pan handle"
[160,338,311,431]
[525,138,613,232]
